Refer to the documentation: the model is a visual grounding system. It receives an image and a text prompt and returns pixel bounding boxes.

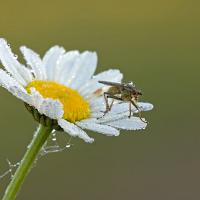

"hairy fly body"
[98,81,146,122]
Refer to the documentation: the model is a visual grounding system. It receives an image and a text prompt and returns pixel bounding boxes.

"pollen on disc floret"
[26,80,90,122]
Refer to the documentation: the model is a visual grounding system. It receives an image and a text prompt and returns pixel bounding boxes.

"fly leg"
[103,92,111,116]
[97,93,114,119]
[98,94,123,119]
[102,94,121,116]
[129,102,132,118]
[130,100,147,123]
[109,99,114,111]
[105,95,123,115]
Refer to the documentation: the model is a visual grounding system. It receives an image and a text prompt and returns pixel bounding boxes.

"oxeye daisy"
[0,38,153,143]
[0,38,153,199]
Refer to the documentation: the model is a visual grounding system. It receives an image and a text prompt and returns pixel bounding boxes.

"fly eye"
[134,91,142,96]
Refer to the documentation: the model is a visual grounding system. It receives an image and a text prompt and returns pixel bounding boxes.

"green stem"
[2,124,52,200]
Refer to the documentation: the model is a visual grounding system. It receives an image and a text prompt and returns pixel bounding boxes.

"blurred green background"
[0,0,200,199]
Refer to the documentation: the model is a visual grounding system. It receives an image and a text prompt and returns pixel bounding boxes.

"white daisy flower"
[0,38,153,143]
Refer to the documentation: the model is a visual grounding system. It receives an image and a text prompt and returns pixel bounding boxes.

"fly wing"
[123,84,137,92]
[98,80,137,92]
[98,80,123,88]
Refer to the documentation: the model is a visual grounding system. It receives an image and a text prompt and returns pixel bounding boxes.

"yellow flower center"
[26,80,90,123]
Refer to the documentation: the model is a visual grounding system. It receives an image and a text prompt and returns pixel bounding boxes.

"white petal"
[0,38,33,86]
[63,51,97,88]
[29,87,43,108]
[0,69,32,104]
[102,103,129,115]
[108,102,153,114]
[39,100,64,120]
[90,99,153,114]
[54,51,80,83]
[58,119,94,143]
[105,117,147,130]
[76,120,120,136]
[20,46,45,80]
[138,102,154,111]
[0,69,24,91]
[93,112,129,123]
[91,101,153,123]
[30,88,64,119]
[43,46,65,80]
[9,86,33,105]
[79,69,123,98]
[69,51,97,89]
[90,96,112,113]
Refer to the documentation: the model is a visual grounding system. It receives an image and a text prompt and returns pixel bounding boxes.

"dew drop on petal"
[66,144,71,148]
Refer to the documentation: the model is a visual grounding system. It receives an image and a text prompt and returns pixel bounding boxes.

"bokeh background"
[0,0,200,199]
